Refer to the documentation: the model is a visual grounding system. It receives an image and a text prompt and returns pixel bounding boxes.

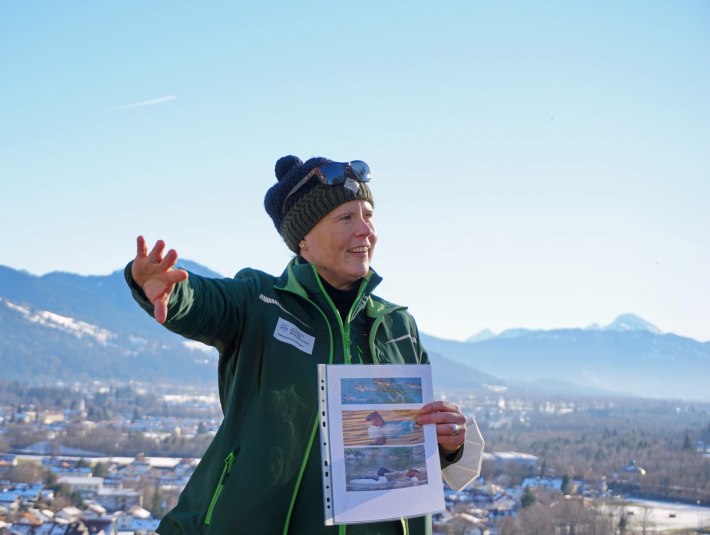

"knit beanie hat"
[264,155,375,253]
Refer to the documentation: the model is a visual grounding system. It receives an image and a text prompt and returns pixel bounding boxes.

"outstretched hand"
[132,236,189,324]
[416,401,467,453]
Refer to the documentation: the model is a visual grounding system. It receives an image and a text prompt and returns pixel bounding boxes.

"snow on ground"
[604,498,710,533]
[2,297,116,343]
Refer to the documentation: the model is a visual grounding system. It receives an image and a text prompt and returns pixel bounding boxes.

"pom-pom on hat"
[264,155,374,253]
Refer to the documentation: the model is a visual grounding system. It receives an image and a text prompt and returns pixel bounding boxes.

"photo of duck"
[341,409,423,447]
[365,410,421,445]
[347,467,393,491]
[344,445,428,492]
[401,468,421,483]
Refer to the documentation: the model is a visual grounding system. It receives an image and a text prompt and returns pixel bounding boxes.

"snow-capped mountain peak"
[601,313,662,334]
[465,328,496,343]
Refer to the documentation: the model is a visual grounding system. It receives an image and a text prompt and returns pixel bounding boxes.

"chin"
[355,262,371,277]
[342,256,371,281]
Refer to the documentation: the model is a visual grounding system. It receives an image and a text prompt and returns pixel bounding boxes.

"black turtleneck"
[297,256,360,320]
[319,275,360,321]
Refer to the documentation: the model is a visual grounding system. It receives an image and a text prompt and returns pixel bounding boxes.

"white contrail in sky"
[108,95,177,111]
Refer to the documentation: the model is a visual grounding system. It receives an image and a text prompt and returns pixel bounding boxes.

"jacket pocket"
[204,448,238,527]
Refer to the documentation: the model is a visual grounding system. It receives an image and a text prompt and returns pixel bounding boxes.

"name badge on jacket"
[273,317,315,355]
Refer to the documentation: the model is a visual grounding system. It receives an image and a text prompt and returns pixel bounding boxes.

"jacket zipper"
[313,273,369,364]
[204,451,236,526]
[280,268,373,534]
[317,276,369,535]
[282,292,335,535]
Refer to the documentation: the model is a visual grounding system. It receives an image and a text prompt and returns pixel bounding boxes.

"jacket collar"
[275,257,392,318]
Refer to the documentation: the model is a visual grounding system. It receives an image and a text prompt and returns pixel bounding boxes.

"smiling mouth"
[349,246,369,254]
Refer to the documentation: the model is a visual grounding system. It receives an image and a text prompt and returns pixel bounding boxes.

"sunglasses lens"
[317,162,349,185]
[349,161,371,182]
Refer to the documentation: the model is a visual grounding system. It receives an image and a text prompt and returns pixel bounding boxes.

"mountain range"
[1,263,708,401]
[422,314,710,401]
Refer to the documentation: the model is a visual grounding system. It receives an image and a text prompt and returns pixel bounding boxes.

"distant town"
[1,381,710,534]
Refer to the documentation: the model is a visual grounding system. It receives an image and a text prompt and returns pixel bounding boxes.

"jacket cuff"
[439,444,464,468]
[124,261,154,313]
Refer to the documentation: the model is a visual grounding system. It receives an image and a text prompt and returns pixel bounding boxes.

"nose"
[354,214,373,237]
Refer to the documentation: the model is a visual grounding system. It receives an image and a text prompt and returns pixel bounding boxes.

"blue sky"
[1,1,708,342]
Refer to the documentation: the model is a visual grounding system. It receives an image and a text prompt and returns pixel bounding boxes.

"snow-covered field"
[604,498,710,533]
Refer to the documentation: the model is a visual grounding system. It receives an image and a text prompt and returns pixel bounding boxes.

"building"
[0,454,18,471]
[57,477,104,495]
[620,459,647,484]
[522,476,564,492]
[116,506,160,533]
[96,488,142,513]
[8,520,95,535]
[38,411,65,425]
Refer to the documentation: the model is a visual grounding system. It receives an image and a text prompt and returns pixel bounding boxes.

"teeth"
[350,247,369,253]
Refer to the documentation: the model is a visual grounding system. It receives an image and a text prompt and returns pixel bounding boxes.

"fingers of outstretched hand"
[133,237,186,277]
[132,236,188,323]
[142,276,179,324]
[132,239,152,287]
[166,266,189,284]
[146,242,185,277]
[147,239,166,264]
[136,235,149,258]
[135,236,171,265]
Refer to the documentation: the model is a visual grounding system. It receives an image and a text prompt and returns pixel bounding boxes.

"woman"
[126,155,481,534]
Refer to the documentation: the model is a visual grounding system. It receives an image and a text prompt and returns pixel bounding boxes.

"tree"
[7,463,44,483]
[93,462,110,478]
[683,430,693,451]
[151,487,166,518]
[561,473,573,495]
[69,489,84,507]
[639,505,652,535]
[500,499,556,535]
[618,510,628,535]
[521,486,536,508]
[44,469,58,486]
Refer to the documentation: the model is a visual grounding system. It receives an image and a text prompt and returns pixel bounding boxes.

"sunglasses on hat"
[282,160,371,216]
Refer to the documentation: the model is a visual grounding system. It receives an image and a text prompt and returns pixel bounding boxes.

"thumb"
[153,295,169,324]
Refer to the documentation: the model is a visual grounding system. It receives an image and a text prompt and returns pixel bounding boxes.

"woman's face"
[301,200,377,290]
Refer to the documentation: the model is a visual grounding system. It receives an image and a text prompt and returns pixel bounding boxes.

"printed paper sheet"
[318,364,445,525]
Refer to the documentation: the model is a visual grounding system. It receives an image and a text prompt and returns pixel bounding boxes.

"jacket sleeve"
[411,314,429,366]
[124,261,252,353]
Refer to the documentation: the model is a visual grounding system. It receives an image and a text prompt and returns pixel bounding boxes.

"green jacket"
[127,259,434,535]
